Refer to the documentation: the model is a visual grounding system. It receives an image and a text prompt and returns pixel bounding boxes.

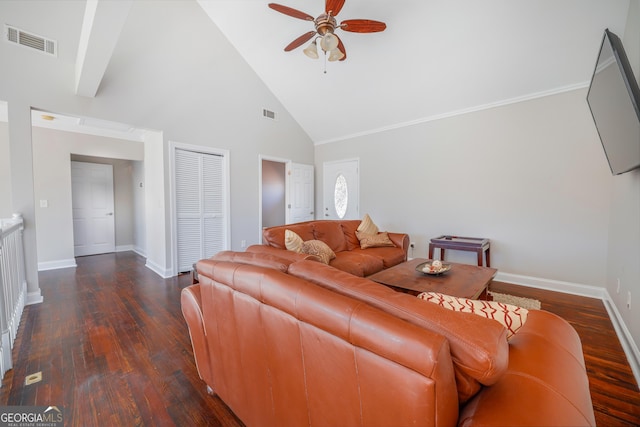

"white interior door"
[72,161,116,256]
[175,148,227,272]
[287,162,314,223]
[323,159,359,220]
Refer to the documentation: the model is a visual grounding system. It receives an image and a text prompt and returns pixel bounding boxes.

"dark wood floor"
[1,252,639,426]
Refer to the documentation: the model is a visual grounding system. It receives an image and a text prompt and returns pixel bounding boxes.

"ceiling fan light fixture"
[328,48,344,62]
[303,40,319,59]
[268,2,386,68]
[320,33,339,52]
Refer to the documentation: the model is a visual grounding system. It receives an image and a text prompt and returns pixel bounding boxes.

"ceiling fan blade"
[336,35,347,61]
[268,3,314,21]
[340,19,387,33]
[325,0,346,16]
[284,31,317,52]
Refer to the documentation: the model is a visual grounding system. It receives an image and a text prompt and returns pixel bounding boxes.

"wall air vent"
[4,25,57,57]
[262,108,277,120]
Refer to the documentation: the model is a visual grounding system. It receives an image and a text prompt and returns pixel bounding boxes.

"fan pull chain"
[324,51,327,74]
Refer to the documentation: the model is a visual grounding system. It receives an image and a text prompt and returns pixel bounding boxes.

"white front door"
[323,159,359,220]
[287,162,314,223]
[71,161,116,256]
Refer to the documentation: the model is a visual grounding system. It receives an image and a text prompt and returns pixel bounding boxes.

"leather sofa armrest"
[181,285,213,388]
[388,233,410,260]
[459,310,596,426]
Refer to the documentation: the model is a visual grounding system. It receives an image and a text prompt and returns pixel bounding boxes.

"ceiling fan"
[268,0,386,62]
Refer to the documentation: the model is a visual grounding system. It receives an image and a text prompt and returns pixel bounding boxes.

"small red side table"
[428,235,491,267]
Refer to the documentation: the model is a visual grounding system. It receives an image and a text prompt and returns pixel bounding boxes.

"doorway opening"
[261,159,286,229]
[259,157,315,241]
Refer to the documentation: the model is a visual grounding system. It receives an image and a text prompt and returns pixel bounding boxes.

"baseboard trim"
[26,290,43,305]
[145,259,172,278]
[494,272,607,299]
[496,271,640,389]
[133,246,146,257]
[116,244,134,252]
[602,292,640,390]
[37,259,77,271]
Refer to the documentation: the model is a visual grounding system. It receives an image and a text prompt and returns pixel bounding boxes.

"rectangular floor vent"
[4,25,57,57]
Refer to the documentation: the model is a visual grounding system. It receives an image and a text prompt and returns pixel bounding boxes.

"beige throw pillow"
[356,214,395,249]
[357,231,396,249]
[284,229,303,253]
[301,240,336,265]
[356,214,379,236]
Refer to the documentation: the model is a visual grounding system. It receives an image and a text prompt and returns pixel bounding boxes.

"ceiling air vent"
[4,25,57,57]
[262,108,277,120]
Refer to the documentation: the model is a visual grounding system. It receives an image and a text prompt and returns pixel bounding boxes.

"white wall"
[604,0,640,377]
[0,120,11,218]
[0,0,314,295]
[132,160,146,256]
[316,88,611,287]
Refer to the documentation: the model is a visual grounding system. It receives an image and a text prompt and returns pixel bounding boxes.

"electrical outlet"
[627,291,631,310]
[617,278,621,294]
[240,240,246,248]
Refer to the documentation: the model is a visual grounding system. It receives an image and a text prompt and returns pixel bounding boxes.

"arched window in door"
[334,174,348,219]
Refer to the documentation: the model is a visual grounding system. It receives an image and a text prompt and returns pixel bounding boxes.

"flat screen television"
[586,29,640,175]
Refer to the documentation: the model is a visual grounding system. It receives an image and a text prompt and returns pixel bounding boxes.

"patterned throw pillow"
[301,240,336,265]
[417,291,529,339]
[284,229,303,253]
[356,231,396,249]
[356,214,379,236]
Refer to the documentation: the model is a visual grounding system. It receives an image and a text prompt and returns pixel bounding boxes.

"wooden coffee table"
[367,258,497,299]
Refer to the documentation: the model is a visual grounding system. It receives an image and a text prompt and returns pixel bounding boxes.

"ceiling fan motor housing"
[315,14,337,36]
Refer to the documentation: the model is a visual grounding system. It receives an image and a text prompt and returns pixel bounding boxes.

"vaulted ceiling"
[197,0,632,144]
[1,1,633,144]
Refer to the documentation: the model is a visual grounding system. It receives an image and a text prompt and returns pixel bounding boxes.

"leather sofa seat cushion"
[353,246,406,269]
[330,252,384,277]
[288,260,509,403]
[312,221,348,252]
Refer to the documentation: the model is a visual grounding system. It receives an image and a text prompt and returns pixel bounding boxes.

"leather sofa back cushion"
[340,221,362,251]
[262,220,363,253]
[198,261,460,426]
[288,260,509,403]
[312,221,348,252]
[263,222,315,249]
[198,251,292,274]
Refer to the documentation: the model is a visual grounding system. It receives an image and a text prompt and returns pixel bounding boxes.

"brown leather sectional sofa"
[246,219,410,276]
[182,250,596,427]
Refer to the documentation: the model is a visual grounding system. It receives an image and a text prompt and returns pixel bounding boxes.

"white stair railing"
[0,213,27,380]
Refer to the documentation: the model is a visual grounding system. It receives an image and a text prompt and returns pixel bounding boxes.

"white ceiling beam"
[74,0,132,97]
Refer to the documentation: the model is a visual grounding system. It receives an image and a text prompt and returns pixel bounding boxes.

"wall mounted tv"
[587,29,640,175]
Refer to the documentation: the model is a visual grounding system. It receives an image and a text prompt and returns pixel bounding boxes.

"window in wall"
[334,174,348,219]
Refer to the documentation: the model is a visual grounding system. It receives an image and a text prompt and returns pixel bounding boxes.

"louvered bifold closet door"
[202,154,225,259]
[175,149,225,273]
